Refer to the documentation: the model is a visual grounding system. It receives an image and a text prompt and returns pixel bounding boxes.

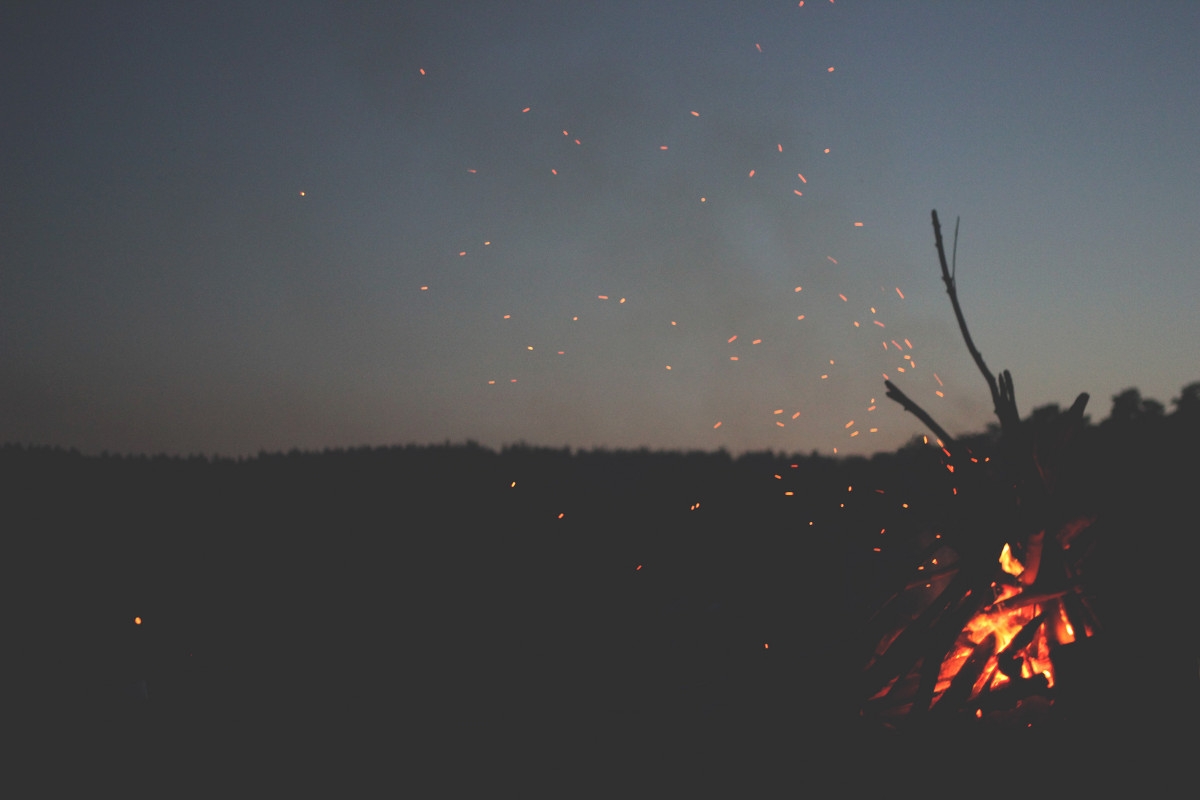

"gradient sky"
[4,1,1198,458]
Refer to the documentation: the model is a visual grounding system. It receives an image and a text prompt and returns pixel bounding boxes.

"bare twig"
[931,210,1019,431]
[884,380,955,449]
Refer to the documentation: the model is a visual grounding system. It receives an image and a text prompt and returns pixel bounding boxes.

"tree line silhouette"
[10,381,1198,769]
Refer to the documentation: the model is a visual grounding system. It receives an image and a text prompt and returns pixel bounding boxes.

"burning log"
[861,210,1099,728]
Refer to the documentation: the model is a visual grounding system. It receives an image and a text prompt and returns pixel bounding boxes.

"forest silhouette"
[11,382,1198,776]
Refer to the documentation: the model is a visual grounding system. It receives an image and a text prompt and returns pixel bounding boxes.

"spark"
[522,107,531,113]
[798,173,807,183]
[728,335,738,343]
[420,286,428,291]
[845,420,855,428]
[752,339,762,344]
[895,287,905,299]
[827,256,838,264]
[778,144,783,152]
[796,315,806,320]
[874,320,885,327]
[838,294,848,302]
[690,110,700,117]
[794,286,802,292]
[748,169,756,177]
[792,412,800,419]
[854,222,863,227]
[298,191,305,196]
[793,190,803,196]
[827,67,835,72]
[598,295,609,300]
[419,68,426,76]
[904,338,913,348]
[134,617,142,625]
[713,421,722,429]
[774,409,784,414]
[755,43,762,52]
[660,145,669,150]
[934,373,944,386]
[551,169,557,175]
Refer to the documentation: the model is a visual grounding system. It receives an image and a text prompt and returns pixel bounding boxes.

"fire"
[930,542,1085,708]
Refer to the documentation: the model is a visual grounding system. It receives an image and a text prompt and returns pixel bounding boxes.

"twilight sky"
[4,1,1198,458]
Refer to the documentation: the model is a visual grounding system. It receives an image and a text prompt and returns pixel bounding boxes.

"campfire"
[860,211,1100,727]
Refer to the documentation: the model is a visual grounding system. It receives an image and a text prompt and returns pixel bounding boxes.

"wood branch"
[884,380,955,449]
[932,633,995,716]
[996,610,1049,679]
[931,210,1018,431]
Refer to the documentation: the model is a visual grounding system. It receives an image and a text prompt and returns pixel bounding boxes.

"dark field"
[12,388,1199,787]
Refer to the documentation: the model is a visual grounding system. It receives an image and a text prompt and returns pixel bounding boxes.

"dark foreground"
[10,418,1198,788]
